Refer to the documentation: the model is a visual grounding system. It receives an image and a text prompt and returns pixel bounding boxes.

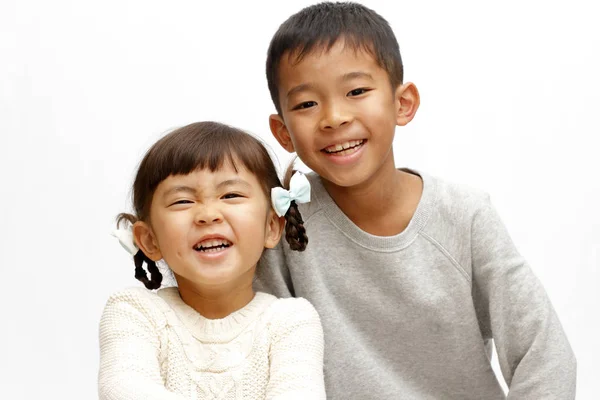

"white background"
[1,0,598,398]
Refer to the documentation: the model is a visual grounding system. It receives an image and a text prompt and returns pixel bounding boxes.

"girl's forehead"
[158,163,258,191]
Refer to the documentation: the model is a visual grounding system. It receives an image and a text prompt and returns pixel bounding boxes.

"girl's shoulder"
[262,295,322,333]
[101,286,173,327]
[267,295,318,314]
[104,286,166,307]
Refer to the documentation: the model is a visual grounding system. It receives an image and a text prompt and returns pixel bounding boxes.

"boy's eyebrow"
[286,83,315,99]
[341,71,374,82]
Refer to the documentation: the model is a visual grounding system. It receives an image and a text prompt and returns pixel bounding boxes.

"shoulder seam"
[420,231,471,283]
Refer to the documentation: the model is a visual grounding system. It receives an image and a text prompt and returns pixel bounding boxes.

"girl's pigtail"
[284,200,308,251]
[133,251,163,290]
[116,213,163,290]
[282,161,309,251]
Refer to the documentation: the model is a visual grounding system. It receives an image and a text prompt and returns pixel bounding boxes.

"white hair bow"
[271,172,311,217]
[111,227,139,256]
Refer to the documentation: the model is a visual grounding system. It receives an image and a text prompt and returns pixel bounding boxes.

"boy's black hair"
[266,1,404,114]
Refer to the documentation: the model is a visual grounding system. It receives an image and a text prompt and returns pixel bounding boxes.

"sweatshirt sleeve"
[266,298,326,399]
[98,289,187,400]
[471,195,576,399]
[255,242,295,298]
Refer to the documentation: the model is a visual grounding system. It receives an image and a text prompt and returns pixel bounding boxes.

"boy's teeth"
[325,140,363,153]
[343,141,355,150]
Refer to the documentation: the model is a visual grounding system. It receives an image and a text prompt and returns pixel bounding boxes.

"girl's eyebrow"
[217,178,251,190]
[162,179,251,199]
[162,185,197,198]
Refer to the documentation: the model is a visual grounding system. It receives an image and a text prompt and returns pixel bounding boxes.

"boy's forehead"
[278,40,380,89]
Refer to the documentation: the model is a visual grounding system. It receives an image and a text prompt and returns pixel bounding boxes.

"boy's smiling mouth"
[322,139,365,156]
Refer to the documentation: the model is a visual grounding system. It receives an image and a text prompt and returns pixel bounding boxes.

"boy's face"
[270,40,419,188]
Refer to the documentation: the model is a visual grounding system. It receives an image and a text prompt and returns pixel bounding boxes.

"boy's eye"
[292,101,317,110]
[347,88,370,97]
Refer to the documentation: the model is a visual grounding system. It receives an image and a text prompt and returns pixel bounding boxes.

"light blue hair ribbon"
[271,172,311,217]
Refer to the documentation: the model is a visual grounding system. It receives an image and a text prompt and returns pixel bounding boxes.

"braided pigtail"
[282,162,309,251]
[284,200,308,251]
[133,251,163,290]
[116,213,163,290]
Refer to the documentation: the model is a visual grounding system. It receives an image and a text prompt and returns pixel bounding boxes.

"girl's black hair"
[117,121,307,289]
[281,160,308,252]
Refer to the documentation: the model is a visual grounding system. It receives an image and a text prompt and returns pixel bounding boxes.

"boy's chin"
[319,170,371,189]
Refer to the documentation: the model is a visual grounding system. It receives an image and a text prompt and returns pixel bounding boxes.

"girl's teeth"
[194,239,232,251]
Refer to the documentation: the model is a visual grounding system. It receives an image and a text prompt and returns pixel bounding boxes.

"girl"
[99,122,325,399]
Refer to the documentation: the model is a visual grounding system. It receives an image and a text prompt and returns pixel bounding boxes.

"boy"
[256,2,576,399]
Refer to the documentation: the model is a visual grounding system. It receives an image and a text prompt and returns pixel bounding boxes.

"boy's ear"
[395,82,420,126]
[132,221,163,261]
[264,209,285,249]
[269,114,295,153]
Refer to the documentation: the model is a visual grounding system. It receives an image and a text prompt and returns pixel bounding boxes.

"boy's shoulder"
[414,170,496,239]
[425,170,491,215]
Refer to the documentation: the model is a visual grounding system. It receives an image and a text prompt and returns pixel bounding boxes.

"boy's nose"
[319,104,352,130]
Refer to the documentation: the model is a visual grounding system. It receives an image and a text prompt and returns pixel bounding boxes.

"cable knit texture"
[98,287,325,399]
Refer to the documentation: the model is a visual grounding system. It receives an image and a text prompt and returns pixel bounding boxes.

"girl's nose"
[195,205,223,224]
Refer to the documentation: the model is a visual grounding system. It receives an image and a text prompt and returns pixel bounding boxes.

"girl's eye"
[222,193,242,200]
[292,101,317,110]
[348,88,370,97]
[170,199,194,206]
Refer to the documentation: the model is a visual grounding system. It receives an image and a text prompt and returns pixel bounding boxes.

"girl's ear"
[264,209,285,249]
[133,221,163,261]
[395,82,420,126]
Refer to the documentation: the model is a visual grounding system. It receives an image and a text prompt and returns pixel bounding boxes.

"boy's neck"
[175,272,256,320]
[322,167,423,237]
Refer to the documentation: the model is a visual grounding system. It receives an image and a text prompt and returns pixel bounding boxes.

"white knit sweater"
[98,287,325,399]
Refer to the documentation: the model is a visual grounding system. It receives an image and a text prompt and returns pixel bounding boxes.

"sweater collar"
[307,168,436,251]
[157,287,276,342]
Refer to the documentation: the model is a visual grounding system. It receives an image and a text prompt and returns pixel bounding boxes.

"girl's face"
[136,160,283,291]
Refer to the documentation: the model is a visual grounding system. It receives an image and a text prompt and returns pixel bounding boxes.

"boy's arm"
[255,242,295,297]
[98,290,187,400]
[266,298,326,399]
[471,196,576,399]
